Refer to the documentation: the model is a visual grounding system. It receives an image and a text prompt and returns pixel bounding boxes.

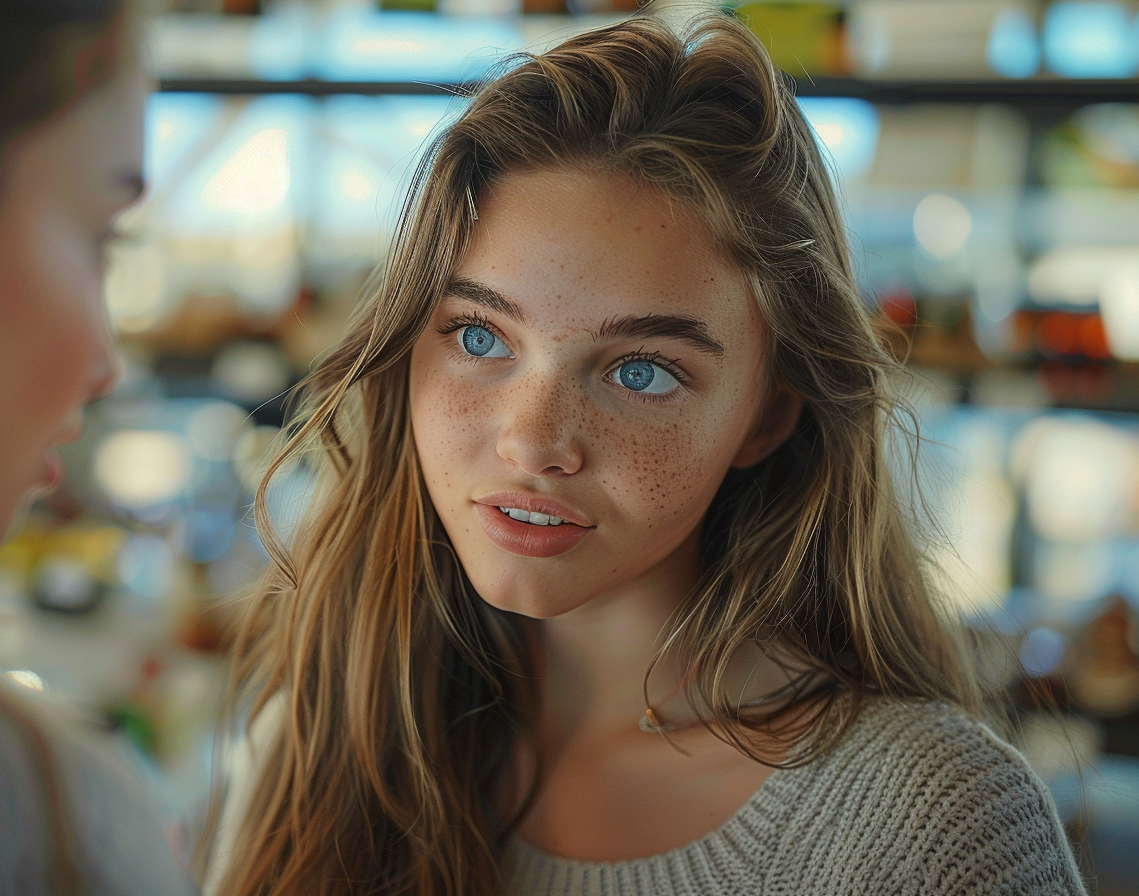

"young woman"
[0,2,197,892]
[207,13,1086,896]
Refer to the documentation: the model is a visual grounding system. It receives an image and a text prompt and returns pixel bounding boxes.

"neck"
[536,531,700,741]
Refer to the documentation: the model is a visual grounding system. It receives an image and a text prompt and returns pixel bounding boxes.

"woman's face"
[0,62,147,536]
[409,168,798,618]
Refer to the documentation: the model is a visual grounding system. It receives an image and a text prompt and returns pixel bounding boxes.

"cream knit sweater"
[505,698,1087,896]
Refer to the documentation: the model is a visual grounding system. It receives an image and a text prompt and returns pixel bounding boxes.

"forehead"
[455,168,757,333]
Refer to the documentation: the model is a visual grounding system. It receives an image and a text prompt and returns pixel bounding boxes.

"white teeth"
[498,506,565,526]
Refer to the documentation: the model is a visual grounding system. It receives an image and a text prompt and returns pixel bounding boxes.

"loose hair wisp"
[212,14,978,896]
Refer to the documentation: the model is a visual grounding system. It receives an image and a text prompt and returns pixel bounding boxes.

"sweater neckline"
[508,760,800,873]
[507,696,879,874]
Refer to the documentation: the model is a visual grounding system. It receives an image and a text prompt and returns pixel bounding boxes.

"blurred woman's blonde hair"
[211,13,979,896]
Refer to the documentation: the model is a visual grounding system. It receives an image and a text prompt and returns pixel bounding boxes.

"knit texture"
[0,683,197,896]
[506,698,1088,896]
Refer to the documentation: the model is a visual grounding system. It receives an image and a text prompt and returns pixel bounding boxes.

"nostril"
[90,347,123,402]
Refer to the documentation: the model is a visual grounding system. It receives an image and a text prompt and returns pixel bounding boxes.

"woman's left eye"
[457,324,512,359]
[612,359,680,396]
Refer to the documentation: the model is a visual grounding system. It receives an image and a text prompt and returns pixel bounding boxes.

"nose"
[495,373,584,476]
[88,306,122,402]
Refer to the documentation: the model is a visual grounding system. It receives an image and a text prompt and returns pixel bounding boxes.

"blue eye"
[615,359,680,395]
[459,325,511,358]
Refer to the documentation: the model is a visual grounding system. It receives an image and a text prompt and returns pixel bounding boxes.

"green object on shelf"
[109,705,157,756]
[377,0,437,10]
[727,2,848,77]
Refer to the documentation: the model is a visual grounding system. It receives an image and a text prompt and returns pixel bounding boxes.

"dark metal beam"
[157,75,1138,106]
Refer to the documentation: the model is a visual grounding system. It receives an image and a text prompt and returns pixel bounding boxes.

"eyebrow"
[445,277,526,323]
[443,276,726,358]
[593,314,725,358]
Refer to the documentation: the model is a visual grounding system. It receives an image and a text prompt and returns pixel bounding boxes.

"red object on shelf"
[1036,361,1113,404]
[1078,315,1111,361]
[880,290,916,329]
[1037,312,1081,357]
[1021,310,1113,362]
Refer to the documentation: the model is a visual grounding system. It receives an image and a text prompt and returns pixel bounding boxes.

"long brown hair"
[212,13,979,895]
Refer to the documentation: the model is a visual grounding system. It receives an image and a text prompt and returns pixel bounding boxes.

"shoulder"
[202,691,287,896]
[0,684,197,896]
[0,701,54,895]
[767,696,1087,896]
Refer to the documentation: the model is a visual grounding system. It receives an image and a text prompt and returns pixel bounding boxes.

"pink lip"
[473,494,593,558]
[475,492,592,527]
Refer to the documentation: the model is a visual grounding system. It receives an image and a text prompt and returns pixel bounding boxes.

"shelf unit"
[157,74,1139,105]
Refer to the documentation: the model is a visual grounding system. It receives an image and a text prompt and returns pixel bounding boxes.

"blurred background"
[2,0,1139,889]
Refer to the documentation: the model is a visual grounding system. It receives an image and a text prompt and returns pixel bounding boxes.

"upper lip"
[475,492,593,527]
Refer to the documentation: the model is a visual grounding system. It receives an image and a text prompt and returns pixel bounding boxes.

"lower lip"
[474,503,590,558]
[37,450,63,491]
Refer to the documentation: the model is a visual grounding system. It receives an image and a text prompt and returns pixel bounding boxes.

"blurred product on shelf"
[1068,596,1139,719]
[731,2,849,76]
[847,0,1040,78]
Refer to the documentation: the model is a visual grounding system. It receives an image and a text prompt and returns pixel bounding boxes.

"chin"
[471,578,587,620]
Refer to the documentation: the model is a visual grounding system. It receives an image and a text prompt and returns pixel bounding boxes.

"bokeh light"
[986,6,1040,78]
[94,431,194,510]
[4,670,46,692]
[1044,2,1139,78]
[913,194,972,259]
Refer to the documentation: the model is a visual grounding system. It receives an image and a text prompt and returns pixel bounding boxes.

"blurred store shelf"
[155,74,1139,105]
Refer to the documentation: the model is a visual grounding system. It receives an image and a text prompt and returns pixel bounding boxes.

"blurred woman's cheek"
[0,193,105,530]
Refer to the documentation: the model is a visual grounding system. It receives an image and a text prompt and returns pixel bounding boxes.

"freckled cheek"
[411,368,498,469]
[585,415,726,523]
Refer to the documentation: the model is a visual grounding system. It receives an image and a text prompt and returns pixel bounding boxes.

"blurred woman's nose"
[88,306,122,402]
[495,374,584,477]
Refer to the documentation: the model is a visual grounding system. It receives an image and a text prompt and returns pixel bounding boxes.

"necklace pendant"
[639,706,674,734]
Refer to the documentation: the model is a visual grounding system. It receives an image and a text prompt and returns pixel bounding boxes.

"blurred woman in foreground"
[0,1,197,892]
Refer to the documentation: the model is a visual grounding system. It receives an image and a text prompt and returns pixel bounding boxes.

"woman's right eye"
[458,325,512,359]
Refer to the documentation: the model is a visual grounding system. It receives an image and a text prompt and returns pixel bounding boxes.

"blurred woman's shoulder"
[0,679,197,896]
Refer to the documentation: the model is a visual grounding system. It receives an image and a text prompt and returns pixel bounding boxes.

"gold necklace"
[640,680,802,734]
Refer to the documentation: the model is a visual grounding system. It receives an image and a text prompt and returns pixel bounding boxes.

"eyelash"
[436,315,690,401]
[436,313,508,362]
[605,349,688,403]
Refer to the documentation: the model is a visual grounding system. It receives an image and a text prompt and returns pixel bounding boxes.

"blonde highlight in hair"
[210,13,978,895]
